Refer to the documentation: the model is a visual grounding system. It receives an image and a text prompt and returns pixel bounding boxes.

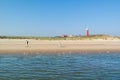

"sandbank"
[0,39,120,53]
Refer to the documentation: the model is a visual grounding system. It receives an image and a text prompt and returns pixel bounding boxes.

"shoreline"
[0,48,120,53]
[0,39,120,53]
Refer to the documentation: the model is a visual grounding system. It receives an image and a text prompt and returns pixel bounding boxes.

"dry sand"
[0,39,120,53]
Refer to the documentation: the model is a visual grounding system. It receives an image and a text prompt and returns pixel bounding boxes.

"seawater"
[0,52,120,80]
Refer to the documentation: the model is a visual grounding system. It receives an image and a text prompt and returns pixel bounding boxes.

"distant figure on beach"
[26,40,29,47]
[58,41,63,47]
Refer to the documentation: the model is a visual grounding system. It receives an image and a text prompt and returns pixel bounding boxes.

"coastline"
[0,39,120,53]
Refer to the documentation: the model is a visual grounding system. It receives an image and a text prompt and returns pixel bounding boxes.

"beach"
[0,39,120,53]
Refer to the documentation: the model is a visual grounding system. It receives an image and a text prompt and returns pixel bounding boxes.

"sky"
[0,0,120,36]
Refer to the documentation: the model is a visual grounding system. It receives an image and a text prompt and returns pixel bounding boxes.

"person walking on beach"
[26,40,29,47]
[58,41,63,47]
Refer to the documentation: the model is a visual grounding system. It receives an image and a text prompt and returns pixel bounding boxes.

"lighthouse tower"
[86,28,89,36]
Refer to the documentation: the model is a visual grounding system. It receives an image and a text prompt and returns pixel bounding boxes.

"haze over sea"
[0,52,120,80]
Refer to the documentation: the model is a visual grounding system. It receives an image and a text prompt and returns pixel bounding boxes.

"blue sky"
[0,0,120,36]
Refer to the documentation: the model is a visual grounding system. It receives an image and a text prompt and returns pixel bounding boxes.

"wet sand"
[0,39,120,53]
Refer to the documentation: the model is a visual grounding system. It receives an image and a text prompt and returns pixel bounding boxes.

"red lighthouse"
[86,28,89,36]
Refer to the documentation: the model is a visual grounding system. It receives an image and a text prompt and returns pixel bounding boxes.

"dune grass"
[0,34,119,40]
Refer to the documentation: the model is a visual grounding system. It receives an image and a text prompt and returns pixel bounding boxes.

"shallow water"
[0,52,120,80]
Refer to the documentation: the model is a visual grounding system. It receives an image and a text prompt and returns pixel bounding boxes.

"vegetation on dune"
[0,34,119,40]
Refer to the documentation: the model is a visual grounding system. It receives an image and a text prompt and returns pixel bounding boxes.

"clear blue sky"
[0,0,120,36]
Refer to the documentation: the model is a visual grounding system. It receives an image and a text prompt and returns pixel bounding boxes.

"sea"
[0,52,120,80]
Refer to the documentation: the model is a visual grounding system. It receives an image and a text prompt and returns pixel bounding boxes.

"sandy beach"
[0,39,120,53]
